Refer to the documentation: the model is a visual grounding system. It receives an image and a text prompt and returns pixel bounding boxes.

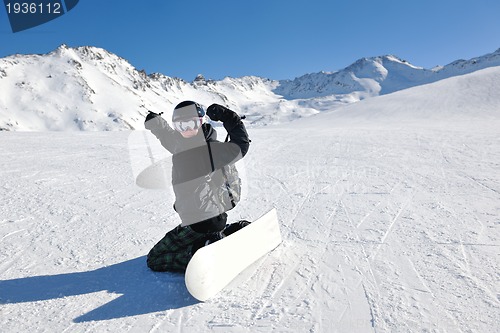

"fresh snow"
[1,65,499,332]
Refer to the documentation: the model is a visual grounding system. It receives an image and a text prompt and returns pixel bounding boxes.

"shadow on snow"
[0,256,197,322]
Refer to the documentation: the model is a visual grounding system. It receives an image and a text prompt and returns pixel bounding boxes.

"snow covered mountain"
[275,50,500,99]
[0,45,499,131]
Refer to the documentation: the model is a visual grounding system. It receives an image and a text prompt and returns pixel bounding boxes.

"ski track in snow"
[0,116,499,332]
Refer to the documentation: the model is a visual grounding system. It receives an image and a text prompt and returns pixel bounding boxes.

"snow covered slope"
[298,66,500,127]
[0,64,499,332]
[1,46,499,130]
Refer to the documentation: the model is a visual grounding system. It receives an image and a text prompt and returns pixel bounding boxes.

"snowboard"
[185,209,282,301]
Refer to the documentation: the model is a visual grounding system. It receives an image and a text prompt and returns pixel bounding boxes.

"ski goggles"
[173,117,203,132]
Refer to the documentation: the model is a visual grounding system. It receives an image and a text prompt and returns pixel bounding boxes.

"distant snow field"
[0,53,499,332]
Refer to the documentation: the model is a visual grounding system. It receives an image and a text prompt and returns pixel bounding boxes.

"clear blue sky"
[1,0,499,81]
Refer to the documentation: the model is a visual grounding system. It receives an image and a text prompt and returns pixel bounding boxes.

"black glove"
[144,111,162,130]
[206,104,226,122]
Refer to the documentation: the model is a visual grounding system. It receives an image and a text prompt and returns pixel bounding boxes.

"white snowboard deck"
[185,209,282,301]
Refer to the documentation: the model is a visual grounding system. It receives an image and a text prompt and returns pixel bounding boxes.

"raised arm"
[206,104,250,157]
[144,111,178,153]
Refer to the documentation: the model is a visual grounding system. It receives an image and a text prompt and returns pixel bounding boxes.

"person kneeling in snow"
[144,101,251,272]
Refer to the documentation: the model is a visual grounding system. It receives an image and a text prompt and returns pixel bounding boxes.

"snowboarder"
[144,101,251,272]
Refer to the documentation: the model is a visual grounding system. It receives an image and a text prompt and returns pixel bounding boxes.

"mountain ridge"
[0,45,499,131]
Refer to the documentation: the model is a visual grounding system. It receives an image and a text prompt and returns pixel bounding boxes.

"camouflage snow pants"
[146,225,208,273]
